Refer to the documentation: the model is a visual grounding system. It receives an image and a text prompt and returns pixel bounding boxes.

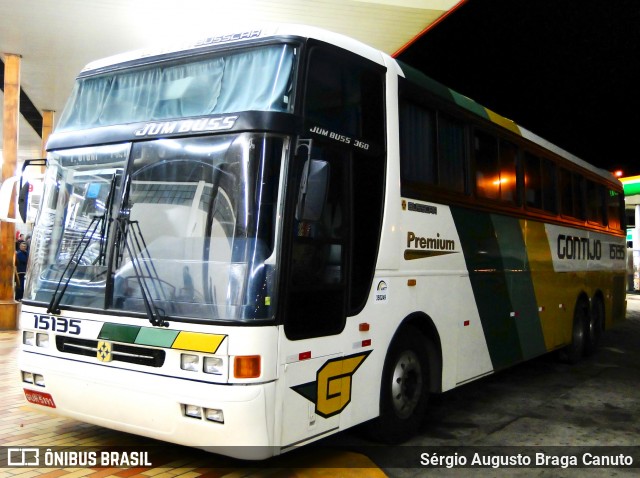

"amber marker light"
[234,355,261,378]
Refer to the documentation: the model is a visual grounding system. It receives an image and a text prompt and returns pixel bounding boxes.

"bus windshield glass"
[57,43,296,132]
[25,133,284,323]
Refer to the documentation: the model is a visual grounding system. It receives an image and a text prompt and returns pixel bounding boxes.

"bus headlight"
[205,408,224,423]
[203,356,224,375]
[23,331,35,346]
[183,404,202,419]
[36,333,49,348]
[180,354,199,372]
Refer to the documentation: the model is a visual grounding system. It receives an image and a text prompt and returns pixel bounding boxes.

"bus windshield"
[25,133,284,323]
[57,43,296,132]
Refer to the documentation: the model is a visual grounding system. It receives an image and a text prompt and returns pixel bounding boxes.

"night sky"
[398,0,640,177]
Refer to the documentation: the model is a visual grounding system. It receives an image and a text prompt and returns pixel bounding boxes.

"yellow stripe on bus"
[172,331,226,353]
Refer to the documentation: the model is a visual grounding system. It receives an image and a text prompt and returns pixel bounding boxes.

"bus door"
[279,141,350,446]
[278,42,386,447]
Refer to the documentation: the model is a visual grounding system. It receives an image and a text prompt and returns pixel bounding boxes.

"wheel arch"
[395,312,443,394]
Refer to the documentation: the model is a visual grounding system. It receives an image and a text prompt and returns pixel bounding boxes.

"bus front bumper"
[19,350,277,460]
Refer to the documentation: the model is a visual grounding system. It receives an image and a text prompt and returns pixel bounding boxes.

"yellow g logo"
[292,351,371,418]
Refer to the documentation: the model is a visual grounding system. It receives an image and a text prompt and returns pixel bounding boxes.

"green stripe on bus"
[450,90,488,118]
[451,207,522,370]
[135,327,180,347]
[98,323,140,343]
[491,215,546,360]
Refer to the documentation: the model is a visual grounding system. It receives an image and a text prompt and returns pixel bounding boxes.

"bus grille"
[56,336,166,367]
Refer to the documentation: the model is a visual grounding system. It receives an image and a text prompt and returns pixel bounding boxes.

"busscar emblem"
[97,341,113,362]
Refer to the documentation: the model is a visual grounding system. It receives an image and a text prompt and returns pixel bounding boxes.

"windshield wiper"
[47,172,118,315]
[115,216,169,327]
[47,215,105,315]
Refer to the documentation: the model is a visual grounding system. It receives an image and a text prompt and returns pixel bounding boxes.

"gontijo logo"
[291,351,371,418]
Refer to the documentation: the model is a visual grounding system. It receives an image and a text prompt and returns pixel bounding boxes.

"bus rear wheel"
[559,298,589,364]
[366,326,430,443]
[584,296,604,356]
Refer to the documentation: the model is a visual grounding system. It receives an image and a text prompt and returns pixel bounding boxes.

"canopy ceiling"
[0,0,463,163]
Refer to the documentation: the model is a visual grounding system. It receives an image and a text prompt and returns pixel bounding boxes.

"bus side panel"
[532,223,627,337]
[400,202,494,389]
[521,220,575,349]
[451,207,547,371]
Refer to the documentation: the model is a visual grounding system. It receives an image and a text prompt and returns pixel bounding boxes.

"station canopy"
[1,0,465,161]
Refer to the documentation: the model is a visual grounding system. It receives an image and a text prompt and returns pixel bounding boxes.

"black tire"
[559,298,588,364]
[584,296,604,356]
[366,327,430,443]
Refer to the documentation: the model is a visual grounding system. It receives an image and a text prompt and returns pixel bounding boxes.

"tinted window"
[499,140,519,203]
[475,130,499,200]
[607,189,623,230]
[586,180,606,225]
[541,158,557,213]
[524,153,541,209]
[305,47,384,141]
[438,114,466,193]
[400,102,436,185]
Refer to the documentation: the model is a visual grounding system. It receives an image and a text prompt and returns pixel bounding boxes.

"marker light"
[36,333,49,348]
[184,404,202,419]
[205,408,224,423]
[203,356,224,375]
[34,374,45,387]
[23,331,35,346]
[180,354,199,372]
[234,355,261,379]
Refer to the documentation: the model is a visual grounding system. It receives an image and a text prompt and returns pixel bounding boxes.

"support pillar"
[1,53,21,329]
[634,205,640,291]
[41,110,54,163]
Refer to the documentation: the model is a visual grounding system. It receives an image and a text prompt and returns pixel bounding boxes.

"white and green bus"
[14,25,626,459]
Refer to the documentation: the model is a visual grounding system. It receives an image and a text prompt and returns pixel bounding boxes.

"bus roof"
[80,24,387,74]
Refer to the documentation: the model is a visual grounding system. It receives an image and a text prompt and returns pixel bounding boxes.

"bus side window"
[399,101,437,189]
[474,130,499,200]
[438,114,467,193]
[541,158,557,213]
[524,153,541,209]
[607,189,623,231]
[499,139,519,203]
[586,180,606,225]
[559,168,574,217]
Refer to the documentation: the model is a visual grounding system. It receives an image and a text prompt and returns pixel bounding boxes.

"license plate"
[24,389,56,408]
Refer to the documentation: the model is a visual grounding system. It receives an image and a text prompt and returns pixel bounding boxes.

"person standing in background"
[15,233,24,251]
[15,241,29,301]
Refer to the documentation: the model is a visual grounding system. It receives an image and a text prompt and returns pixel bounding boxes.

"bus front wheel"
[367,326,430,443]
